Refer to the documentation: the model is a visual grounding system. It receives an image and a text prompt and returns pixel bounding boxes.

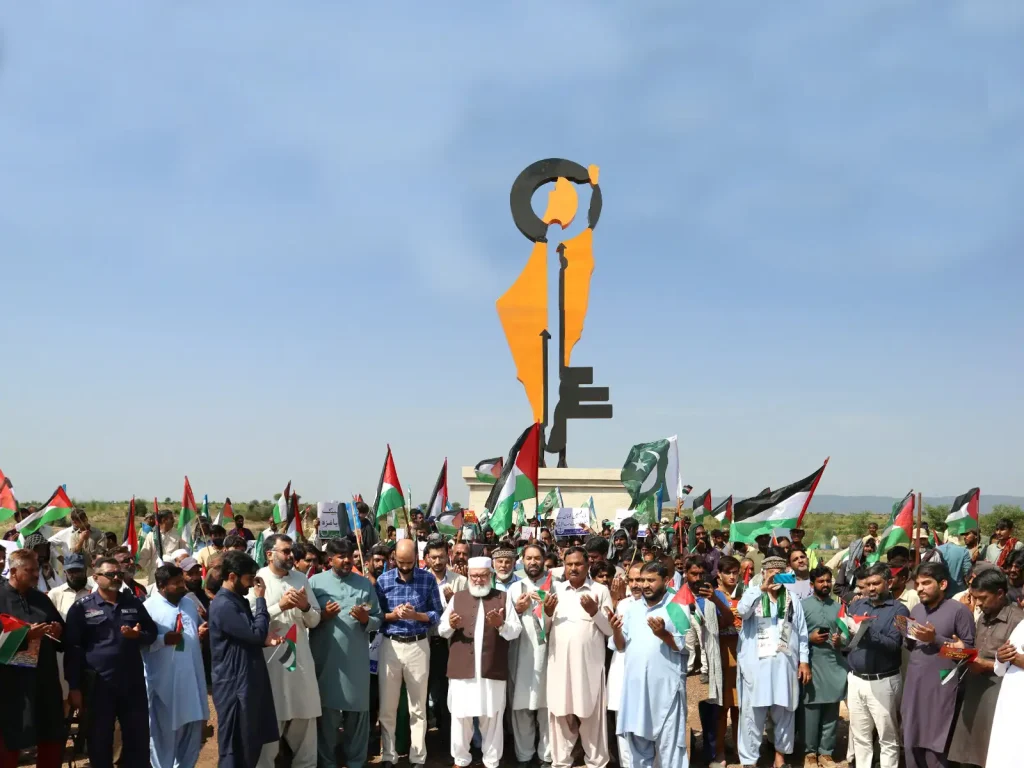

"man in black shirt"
[845,562,909,768]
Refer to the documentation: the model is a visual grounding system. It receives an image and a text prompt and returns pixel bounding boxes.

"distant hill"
[805,494,1024,516]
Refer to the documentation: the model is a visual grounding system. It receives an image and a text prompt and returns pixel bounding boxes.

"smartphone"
[773,572,796,584]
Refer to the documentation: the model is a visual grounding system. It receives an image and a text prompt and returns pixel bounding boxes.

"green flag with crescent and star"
[620,439,670,508]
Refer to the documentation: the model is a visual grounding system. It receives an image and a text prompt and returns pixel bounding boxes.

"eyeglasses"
[273,548,293,556]
[97,571,123,579]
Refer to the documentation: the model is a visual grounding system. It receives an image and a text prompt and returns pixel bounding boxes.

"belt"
[851,668,900,682]
[387,633,427,643]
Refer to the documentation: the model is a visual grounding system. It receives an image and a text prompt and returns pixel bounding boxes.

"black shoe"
[382,762,394,768]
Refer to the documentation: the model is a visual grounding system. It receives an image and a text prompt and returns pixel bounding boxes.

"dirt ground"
[36,675,851,768]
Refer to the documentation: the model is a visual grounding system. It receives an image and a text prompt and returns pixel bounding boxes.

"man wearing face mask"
[310,538,384,768]
[196,524,227,571]
[48,553,94,618]
[143,564,209,768]
[249,533,322,768]
[210,550,280,768]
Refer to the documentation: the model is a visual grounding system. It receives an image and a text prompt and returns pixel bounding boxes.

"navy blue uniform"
[64,590,158,768]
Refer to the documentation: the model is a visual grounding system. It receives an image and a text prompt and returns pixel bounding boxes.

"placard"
[463,510,478,524]
[317,502,341,540]
[554,507,590,537]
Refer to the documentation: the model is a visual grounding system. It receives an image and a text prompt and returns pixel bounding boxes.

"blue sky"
[3,2,1023,504]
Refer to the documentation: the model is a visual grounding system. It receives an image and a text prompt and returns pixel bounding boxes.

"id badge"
[756,617,779,659]
[778,621,792,654]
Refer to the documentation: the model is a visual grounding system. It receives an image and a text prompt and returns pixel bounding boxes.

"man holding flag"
[138,509,184,584]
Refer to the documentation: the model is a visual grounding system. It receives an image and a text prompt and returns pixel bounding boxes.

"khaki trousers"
[549,707,609,768]
[378,637,430,765]
[847,672,901,768]
[257,718,317,768]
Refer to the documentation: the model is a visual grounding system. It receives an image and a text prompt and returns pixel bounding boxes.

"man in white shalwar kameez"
[506,544,555,768]
[545,547,614,768]
[735,555,810,768]
[987,618,1024,768]
[439,557,522,768]
[606,563,643,768]
[249,534,322,768]
[143,564,210,768]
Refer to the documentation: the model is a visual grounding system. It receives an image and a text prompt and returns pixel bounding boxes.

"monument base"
[461,466,639,527]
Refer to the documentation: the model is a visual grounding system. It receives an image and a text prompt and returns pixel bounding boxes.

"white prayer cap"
[468,556,493,570]
[169,549,189,562]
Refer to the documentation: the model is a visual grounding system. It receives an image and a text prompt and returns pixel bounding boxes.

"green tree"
[924,504,950,534]
[164,497,172,504]
[135,499,149,516]
[449,501,462,511]
[981,504,1024,536]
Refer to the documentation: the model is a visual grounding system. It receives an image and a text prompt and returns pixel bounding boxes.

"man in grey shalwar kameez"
[610,560,689,768]
[735,555,810,768]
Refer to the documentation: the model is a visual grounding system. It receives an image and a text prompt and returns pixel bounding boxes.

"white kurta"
[545,578,613,718]
[137,529,185,581]
[507,573,553,711]
[987,620,1024,768]
[606,596,635,712]
[249,567,322,721]
[439,590,522,718]
[143,593,210,731]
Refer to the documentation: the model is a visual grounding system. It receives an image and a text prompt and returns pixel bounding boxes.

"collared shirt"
[845,596,909,675]
[976,601,1024,661]
[63,590,158,688]
[375,567,444,638]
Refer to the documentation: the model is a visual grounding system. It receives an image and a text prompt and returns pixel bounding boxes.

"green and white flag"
[537,487,562,518]
[588,496,597,529]
[633,493,659,525]
[514,501,527,527]
[621,435,683,508]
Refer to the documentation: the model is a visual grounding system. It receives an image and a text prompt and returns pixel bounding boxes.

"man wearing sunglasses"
[64,556,158,768]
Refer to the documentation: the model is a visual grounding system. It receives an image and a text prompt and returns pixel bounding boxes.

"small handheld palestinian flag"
[275,624,299,672]
[835,604,875,644]
[0,470,17,524]
[938,644,977,685]
[174,613,185,652]
[532,571,553,643]
[712,495,733,525]
[373,447,406,524]
[179,476,199,551]
[665,584,697,632]
[0,614,30,665]
[123,496,139,557]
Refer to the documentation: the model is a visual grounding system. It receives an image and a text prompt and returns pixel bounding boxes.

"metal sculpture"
[497,158,613,468]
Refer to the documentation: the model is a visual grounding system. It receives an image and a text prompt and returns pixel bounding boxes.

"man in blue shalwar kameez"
[735,554,811,768]
[209,550,280,768]
[610,560,690,768]
[143,563,210,768]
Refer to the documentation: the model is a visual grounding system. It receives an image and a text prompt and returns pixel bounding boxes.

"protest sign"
[317,502,341,540]
[554,507,590,537]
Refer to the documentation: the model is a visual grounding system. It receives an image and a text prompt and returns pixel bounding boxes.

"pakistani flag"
[712,496,733,526]
[621,436,683,507]
[0,470,16,524]
[474,457,504,484]
[945,488,980,536]
[689,489,713,547]
[253,528,267,567]
[482,424,540,538]
[588,496,597,529]
[179,477,199,550]
[514,501,527,527]
[730,459,829,543]
[373,446,406,524]
[427,459,448,522]
[16,486,74,536]
[537,487,562,518]
[634,493,660,525]
[879,491,916,552]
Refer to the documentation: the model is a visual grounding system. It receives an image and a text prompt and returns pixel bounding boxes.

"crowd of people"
[2,502,1024,768]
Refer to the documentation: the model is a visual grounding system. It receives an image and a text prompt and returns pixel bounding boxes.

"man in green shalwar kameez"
[800,565,848,768]
[309,538,383,768]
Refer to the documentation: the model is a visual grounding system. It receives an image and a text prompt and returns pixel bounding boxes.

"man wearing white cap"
[439,556,522,768]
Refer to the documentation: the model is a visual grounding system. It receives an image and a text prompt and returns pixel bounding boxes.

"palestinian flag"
[879,491,915,552]
[0,614,30,665]
[0,470,17,524]
[537,487,562,517]
[689,490,713,547]
[277,624,298,671]
[681,484,694,497]
[16,486,73,536]
[174,612,185,652]
[835,603,872,643]
[272,481,292,530]
[287,493,306,541]
[353,493,364,504]
[436,508,464,537]
[123,496,139,556]
[729,459,829,543]
[482,424,540,538]
[426,460,448,521]
[217,497,233,529]
[179,476,199,550]
[713,495,733,525]
[945,488,980,536]
[474,457,504,485]
[532,571,553,641]
[373,446,406,524]
[665,584,695,632]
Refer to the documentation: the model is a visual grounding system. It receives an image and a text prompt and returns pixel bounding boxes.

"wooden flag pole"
[676,497,684,554]
[914,491,923,566]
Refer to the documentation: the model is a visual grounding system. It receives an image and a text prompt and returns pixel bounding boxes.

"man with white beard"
[507,544,556,768]
[492,546,520,592]
[439,557,523,768]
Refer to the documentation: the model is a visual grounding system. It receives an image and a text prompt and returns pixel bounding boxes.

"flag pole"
[676,497,683,554]
[914,491,923,566]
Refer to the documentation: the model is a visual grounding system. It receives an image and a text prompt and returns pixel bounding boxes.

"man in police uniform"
[64,555,158,768]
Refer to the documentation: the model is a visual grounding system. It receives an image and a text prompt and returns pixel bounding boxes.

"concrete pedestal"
[461,466,634,526]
